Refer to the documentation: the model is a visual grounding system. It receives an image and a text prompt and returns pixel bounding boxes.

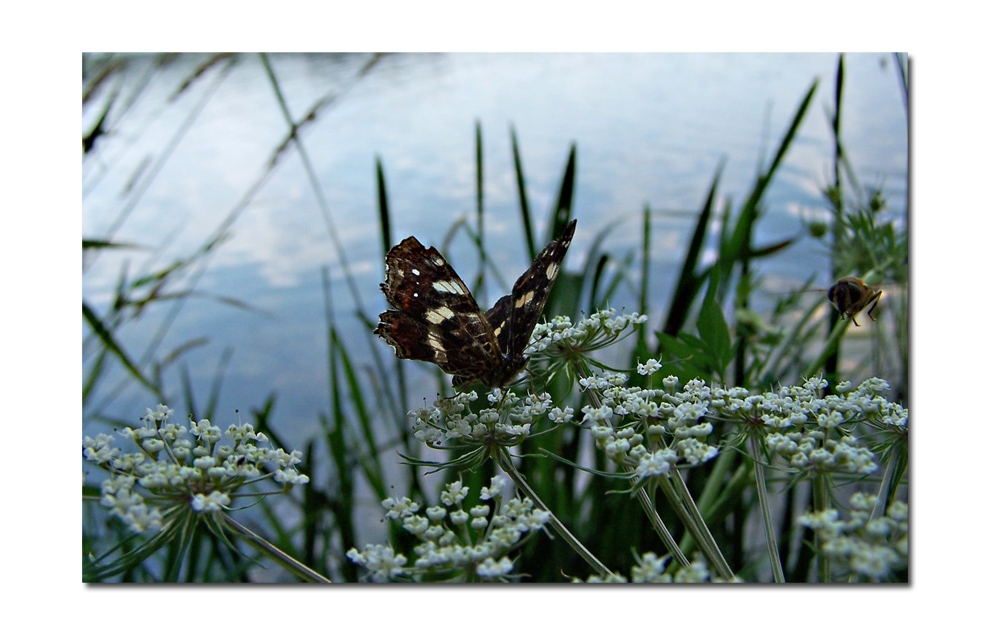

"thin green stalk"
[576,367,691,569]
[801,317,851,379]
[750,436,785,582]
[259,53,369,319]
[224,516,331,583]
[635,484,691,569]
[664,468,734,580]
[510,124,536,260]
[870,442,903,522]
[495,448,612,579]
[811,472,831,582]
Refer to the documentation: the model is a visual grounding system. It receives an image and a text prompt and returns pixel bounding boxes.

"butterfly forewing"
[375,237,502,380]
[502,220,576,357]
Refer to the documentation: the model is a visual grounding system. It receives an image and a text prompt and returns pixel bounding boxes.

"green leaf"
[697,272,732,373]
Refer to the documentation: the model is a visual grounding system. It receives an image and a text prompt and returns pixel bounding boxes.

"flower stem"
[634,483,691,568]
[811,472,831,582]
[750,436,785,582]
[870,442,903,522]
[495,449,613,578]
[662,468,734,580]
[224,516,331,583]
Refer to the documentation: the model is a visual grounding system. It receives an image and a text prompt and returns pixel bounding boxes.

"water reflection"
[82,52,907,441]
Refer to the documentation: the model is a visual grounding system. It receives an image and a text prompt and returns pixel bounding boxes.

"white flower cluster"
[408,389,552,449]
[567,373,906,485]
[716,377,905,476]
[576,553,735,583]
[83,404,309,534]
[528,309,648,355]
[347,475,550,582]
[798,493,908,581]
[576,371,720,481]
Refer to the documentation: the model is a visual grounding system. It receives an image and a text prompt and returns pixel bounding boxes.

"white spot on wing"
[546,262,559,280]
[514,290,535,308]
[427,331,445,356]
[426,306,456,324]
[433,279,467,295]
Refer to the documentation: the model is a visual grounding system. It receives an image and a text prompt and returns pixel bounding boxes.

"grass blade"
[510,123,537,260]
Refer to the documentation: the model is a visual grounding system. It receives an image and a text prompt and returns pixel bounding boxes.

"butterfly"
[374,219,577,388]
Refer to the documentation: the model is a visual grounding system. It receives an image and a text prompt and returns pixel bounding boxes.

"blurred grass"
[82,53,907,582]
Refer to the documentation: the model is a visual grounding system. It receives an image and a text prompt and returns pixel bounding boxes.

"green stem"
[811,473,831,582]
[495,449,612,579]
[573,361,730,577]
[635,483,691,568]
[225,516,331,583]
[664,468,734,580]
[870,442,902,522]
[750,436,785,582]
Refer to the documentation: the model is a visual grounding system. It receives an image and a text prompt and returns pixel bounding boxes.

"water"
[82,52,907,444]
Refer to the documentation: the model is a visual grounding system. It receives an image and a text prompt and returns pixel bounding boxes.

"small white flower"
[635,449,675,478]
[477,556,514,578]
[382,496,420,519]
[637,358,662,375]
[191,491,230,513]
[480,475,508,500]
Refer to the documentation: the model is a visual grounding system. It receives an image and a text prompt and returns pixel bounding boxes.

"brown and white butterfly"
[374,220,576,387]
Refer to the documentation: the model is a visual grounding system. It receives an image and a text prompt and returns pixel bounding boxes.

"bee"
[827,276,883,326]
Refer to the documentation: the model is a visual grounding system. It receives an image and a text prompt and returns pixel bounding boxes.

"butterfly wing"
[375,236,503,383]
[489,219,577,358]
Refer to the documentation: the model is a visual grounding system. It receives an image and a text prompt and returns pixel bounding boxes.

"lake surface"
[82,52,907,445]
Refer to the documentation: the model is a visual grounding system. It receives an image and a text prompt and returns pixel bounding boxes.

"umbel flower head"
[347,475,550,582]
[799,493,908,581]
[83,404,309,534]
[573,373,905,485]
[402,310,650,474]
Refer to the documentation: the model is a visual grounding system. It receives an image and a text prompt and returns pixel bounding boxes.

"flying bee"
[827,276,882,326]
[771,275,896,327]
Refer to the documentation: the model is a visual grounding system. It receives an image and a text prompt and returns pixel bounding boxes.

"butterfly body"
[375,220,577,388]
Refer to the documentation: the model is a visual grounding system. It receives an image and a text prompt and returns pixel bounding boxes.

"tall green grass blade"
[320,411,358,581]
[510,124,537,260]
[376,156,391,254]
[589,254,608,313]
[826,56,846,388]
[321,270,387,502]
[83,238,141,251]
[724,80,818,267]
[259,52,370,321]
[663,161,724,337]
[371,174,410,430]
[547,144,576,240]
[474,120,487,305]
[82,301,160,396]
[638,205,651,351]
[894,53,909,115]
[576,221,620,310]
